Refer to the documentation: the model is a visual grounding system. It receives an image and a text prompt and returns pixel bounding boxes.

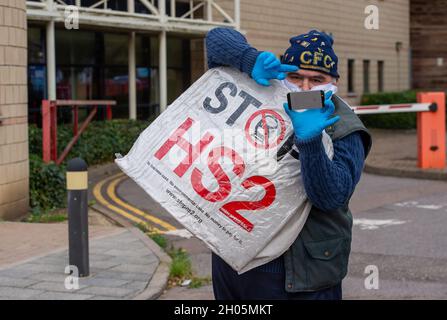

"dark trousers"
[212,253,342,300]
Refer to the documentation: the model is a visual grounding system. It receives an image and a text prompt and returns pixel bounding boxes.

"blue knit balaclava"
[281,29,339,78]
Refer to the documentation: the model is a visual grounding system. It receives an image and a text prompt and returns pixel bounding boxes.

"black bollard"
[67,158,89,277]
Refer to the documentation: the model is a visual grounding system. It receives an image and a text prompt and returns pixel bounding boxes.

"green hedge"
[29,119,151,214]
[359,91,418,129]
[29,154,66,215]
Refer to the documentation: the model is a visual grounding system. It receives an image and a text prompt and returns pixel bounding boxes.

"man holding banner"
[206,27,372,300]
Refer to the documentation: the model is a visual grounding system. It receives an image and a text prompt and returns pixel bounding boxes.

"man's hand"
[283,91,340,141]
[251,52,298,86]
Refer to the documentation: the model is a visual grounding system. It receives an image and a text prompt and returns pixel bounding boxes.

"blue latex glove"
[283,91,340,140]
[251,52,298,86]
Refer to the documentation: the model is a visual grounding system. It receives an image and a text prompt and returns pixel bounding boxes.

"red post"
[417,92,446,169]
[73,105,78,136]
[50,101,58,162]
[42,100,51,163]
[106,105,112,120]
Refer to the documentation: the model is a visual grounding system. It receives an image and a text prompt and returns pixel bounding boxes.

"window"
[28,27,45,64]
[104,33,128,65]
[363,60,370,93]
[56,30,96,65]
[166,38,190,104]
[27,27,192,123]
[136,35,158,119]
[56,67,95,101]
[28,26,47,124]
[348,59,355,94]
[378,61,384,92]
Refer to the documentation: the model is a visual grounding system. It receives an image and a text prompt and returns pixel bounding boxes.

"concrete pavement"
[0,217,119,267]
[0,226,158,300]
[0,164,172,300]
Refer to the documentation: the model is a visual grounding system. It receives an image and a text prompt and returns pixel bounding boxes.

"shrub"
[29,154,66,214]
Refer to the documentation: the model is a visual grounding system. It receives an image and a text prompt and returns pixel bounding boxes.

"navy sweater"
[206,27,366,273]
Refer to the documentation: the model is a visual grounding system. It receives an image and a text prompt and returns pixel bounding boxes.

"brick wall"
[410,0,447,89]
[0,0,29,220]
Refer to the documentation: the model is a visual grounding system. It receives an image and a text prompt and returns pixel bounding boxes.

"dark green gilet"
[283,94,372,292]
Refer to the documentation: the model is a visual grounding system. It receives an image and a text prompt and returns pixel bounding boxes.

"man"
[206,27,372,300]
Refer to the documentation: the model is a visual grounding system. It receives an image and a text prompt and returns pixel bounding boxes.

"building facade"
[0,0,29,220]
[238,0,411,104]
[25,0,410,124]
[26,0,240,124]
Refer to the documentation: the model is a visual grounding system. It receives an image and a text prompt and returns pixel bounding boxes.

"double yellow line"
[93,172,177,233]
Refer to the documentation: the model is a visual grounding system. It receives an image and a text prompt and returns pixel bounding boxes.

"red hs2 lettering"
[155,119,276,233]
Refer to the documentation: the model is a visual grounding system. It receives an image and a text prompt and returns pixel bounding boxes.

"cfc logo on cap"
[299,51,335,69]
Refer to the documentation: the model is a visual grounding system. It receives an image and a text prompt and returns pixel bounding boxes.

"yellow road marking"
[92,173,163,233]
[107,175,177,232]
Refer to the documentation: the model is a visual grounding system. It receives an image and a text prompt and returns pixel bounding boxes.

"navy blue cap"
[281,29,339,78]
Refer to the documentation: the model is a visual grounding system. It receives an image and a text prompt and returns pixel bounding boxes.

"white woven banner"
[115,67,333,273]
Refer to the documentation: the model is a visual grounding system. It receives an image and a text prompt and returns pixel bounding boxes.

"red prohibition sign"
[245,109,286,149]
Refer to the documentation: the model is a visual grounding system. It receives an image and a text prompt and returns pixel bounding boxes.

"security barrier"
[350,92,446,169]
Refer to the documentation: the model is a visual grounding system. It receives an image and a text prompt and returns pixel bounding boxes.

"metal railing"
[42,99,117,165]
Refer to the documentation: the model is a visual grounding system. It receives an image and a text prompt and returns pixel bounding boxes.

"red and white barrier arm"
[350,103,436,115]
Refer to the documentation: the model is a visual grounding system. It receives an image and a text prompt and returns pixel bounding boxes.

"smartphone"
[287,90,325,110]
